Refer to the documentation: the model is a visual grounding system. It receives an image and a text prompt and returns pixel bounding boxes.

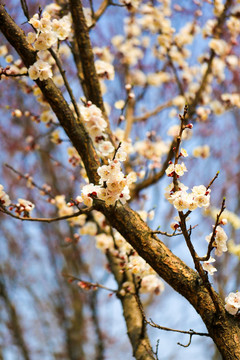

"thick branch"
[69,0,107,120]
[0,4,100,184]
[94,200,240,359]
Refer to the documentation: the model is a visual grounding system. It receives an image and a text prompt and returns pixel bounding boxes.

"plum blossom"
[225,292,240,315]
[165,162,187,177]
[95,60,115,80]
[16,198,35,215]
[140,274,165,294]
[0,185,11,207]
[206,226,228,257]
[202,257,217,275]
[28,60,52,81]
[80,156,135,207]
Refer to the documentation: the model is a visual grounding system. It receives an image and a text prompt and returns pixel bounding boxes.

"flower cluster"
[95,60,115,80]
[206,225,228,257]
[28,11,71,50]
[79,158,136,207]
[29,59,52,81]
[15,198,35,216]
[165,161,188,177]
[165,184,211,212]
[28,10,72,81]
[0,185,11,207]
[80,102,115,158]
[225,292,240,315]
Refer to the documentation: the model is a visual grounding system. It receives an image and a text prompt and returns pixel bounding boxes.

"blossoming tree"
[0,0,240,359]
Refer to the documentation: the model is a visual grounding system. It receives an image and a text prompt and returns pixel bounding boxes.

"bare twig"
[63,273,117,293]
[20,0,30,20]
[5,163,54,199]
[0,205,92,223]
[135,293,210,345]
[49,48,81,120]
[89,0,111,29]
[207,171,220,190]
[152,224,198,237]
[133,100,173,123]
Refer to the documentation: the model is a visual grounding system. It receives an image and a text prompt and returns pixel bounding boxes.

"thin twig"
[167,53,185,96]
[135,293,210,344]
[0,205,92,223]
[5,163,54,199]
[20,0,30,20]
[207,171,219,190]
[133,100,172,123]
[198,198,226,262]
[63,273,117,293]
[152,225,198,237]
[48,48,81,120]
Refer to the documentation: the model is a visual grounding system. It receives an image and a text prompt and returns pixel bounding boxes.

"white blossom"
[202,257,217,275]
[28,60,52,81]
[225,292,240,315]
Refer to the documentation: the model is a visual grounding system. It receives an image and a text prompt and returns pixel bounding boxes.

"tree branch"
[0,205,92,223]
[0,4,101,185]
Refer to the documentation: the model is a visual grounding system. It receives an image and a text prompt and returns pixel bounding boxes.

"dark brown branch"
[89,0,111,29]
[69,0,107,120]
[167,53,185,96]
[63,273,117,293]
[0,4,101,184]
[106,249,156,360]
[0,204,92,223]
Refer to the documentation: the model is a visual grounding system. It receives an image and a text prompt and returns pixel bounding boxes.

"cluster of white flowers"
[166,183,211,212]
[28,10,72,81]
[79,158,136,207]
[206,225,228,257]
[79,102,115,158]
[0,185,11,207]
[95,60,115,80]
[225,292,240,315]
[29,59,53,81]
[28,11,71,49]
[140,274,165,294]
[165,161,188,177]
[15,198,35,215]
[202,257,217,275]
